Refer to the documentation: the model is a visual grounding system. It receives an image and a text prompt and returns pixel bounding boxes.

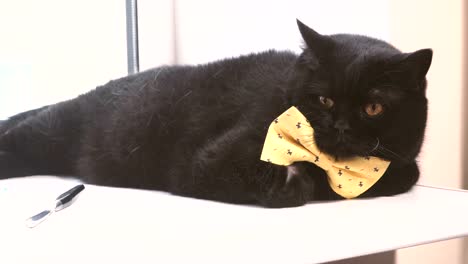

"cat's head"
[289,20,432,164]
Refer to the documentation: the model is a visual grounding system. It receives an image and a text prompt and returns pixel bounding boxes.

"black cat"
[0,20,432,208]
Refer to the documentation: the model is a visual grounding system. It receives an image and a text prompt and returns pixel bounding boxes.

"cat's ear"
[297,19,323,50]
[400,49,433,80]
[296,19,333,70]
[297,19,333,53]
[390,49,432,92]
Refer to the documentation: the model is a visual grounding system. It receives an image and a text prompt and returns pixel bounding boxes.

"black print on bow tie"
[287,150,292,155]
[314,156,319,162]
[296,138,300,143]
[359,181,363,187]
[274,118,279,124]
[277,133,283,139]
[338,184,342,189]
[374,167,379,172]
[345,166,350,170]
[338,170,343,176]
[296,122,301,128]
[364,156,370,160]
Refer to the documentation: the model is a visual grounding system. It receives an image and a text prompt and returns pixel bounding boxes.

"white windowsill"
[1,176,467,264]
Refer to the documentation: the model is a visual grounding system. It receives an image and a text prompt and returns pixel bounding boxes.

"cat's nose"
[334,119,350,132]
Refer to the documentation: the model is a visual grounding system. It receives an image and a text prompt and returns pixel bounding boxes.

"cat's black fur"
[0,20,432,207]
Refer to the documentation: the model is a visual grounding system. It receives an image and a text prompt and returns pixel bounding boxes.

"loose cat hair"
[0,20,432,207]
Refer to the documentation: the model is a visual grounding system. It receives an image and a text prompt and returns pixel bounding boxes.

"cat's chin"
[314,138,367,161]
[320,147,358,161]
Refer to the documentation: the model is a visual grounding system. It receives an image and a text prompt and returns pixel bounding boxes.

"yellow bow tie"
[260,106,391,199]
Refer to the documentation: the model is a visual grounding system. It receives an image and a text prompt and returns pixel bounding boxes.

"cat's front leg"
[171,130,319,207]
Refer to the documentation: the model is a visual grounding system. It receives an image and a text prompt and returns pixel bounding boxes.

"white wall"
[0,0,128,119]
[175,0,390,64]
[138,0,175,70]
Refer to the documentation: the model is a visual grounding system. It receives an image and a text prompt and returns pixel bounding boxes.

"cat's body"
[0,21,432,207]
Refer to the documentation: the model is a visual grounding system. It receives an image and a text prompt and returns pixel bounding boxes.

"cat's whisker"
[378,146,402,159]
[375,145,410,162]
[370,137,380,153]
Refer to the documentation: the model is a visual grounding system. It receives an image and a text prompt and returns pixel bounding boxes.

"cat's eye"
[319,96,334,109]
[364,103,384,117]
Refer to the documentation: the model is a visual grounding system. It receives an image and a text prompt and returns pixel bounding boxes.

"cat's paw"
[257,165,315,208]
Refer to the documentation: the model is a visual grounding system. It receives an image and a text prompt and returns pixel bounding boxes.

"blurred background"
[0,0,466,263]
